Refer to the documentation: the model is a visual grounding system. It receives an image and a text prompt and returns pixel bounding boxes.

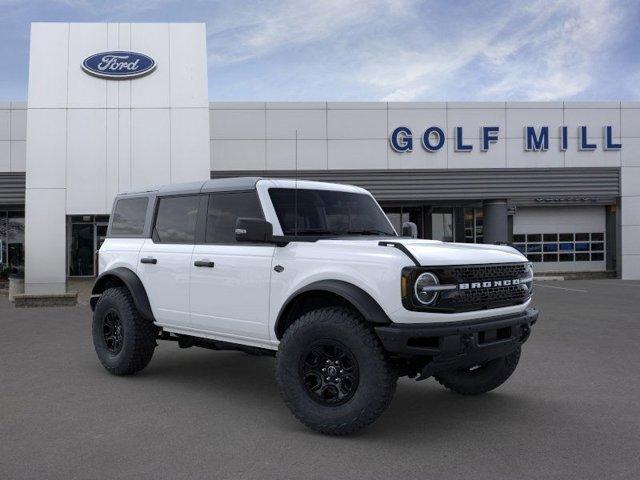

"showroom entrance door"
[68,215,110,277]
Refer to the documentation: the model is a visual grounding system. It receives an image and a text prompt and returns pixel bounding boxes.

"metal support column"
[483,200,508,244]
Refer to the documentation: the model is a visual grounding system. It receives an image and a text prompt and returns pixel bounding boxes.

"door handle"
[194,260,215,268]
[140,257,157,264]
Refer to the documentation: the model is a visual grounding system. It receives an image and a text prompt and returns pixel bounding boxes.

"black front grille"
[444,283,528,309]
[435,263,530,312]
[447,263,528,283]
[403,263,531,313]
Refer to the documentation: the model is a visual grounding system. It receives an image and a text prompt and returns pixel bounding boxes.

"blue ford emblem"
[82,51,156,79]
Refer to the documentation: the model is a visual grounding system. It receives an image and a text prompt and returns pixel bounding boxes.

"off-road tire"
[92,287,157,375]
[276,307,397,435]
[434,347,521,395]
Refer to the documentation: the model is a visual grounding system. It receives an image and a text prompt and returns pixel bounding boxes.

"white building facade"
[0,22,639,294]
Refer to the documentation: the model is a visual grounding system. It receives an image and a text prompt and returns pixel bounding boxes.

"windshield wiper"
[286,229,393,236]
[287,229,342,236]
[346,229,393,236]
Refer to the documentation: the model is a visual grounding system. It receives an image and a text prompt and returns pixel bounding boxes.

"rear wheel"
[276,307,397,435]
[434,347,521,395]
[92,287,157,375]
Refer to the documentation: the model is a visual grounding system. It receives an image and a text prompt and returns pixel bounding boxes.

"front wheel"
[92,287,157,375]
[434,347,521,395]
[276,307,397,435]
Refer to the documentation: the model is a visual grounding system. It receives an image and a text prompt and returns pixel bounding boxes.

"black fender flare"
[275,280,391,339]
[91,267,154,321]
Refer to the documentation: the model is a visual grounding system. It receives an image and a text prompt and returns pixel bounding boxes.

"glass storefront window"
[463,208,474,242]
[382,206,424,237]
[475,208,484,243]
[431,208,453,242]
[463,207,484,243]
[0,210,25,277]
[383,205,495,243]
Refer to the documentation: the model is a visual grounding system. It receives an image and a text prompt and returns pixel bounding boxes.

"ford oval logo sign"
[82,51,156,80]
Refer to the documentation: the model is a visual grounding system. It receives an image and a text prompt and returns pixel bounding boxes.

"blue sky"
[1,0,638,101]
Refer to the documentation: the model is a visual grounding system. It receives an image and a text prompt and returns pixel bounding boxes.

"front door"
[190,191,274,343]
[137,194,200,328]
[69,223,95,276]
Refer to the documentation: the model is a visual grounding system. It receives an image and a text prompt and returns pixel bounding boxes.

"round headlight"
[523,263,534,294]
[414,272,440,305]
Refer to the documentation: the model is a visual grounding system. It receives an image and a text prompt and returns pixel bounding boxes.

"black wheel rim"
[102,309,124,355]
[299,340,359,406]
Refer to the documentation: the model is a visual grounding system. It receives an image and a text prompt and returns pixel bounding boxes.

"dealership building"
[1,22,639,295]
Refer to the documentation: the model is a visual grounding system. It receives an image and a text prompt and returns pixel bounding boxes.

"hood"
[397,238,527,266]
[317,237,527,266]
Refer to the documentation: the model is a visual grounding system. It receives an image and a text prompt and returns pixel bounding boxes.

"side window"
[110,197,148,236]
[205,192,263,244]
[153,195,200,244]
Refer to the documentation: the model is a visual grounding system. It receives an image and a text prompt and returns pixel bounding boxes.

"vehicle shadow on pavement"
[116,344,543,440]
[375,383,539,438]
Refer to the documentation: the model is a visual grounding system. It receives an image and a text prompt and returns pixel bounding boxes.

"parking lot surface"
[1,279,639,480]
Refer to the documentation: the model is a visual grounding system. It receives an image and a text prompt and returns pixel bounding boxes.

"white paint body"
[98,179,531,351]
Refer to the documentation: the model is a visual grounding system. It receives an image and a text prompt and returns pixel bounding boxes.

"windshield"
[268,188,397,237]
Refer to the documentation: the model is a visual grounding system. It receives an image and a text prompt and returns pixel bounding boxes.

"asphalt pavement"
[1,279,639,480]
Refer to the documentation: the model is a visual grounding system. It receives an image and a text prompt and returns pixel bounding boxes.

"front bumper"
[375,308,539,379]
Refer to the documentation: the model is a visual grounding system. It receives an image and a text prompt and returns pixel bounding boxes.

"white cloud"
[208,0,625,101]
[364,0,625,101]
[0,0,633,101]
[370,36,496,101]
[207,0,412,64]
[476,0,623,100]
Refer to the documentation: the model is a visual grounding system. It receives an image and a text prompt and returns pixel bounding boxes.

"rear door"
[137,194,200,328]
[190,191,275,342]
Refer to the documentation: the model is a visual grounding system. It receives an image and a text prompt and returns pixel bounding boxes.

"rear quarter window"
[110,197,149,236]
[153,195,200,244]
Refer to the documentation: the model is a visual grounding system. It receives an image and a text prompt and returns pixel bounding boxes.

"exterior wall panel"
[25,109,67,188]
[0,142,9,171]
[27,23,68,108]
[0,108,10,140]
[24,188,66,293]
[24,22,210,293]
[266,109,326,139]
[0,102,27,173]
[66,108,108,214]
[67,23,108,109]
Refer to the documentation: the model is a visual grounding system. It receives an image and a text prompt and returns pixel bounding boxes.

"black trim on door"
[193,260,215,268]
[195,194,209,245]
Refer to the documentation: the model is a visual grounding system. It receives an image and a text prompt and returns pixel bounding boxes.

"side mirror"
[235,217,274,243]
[401,221,418,238]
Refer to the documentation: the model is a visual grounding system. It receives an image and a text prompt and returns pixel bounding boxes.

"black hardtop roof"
[117,177,263,197]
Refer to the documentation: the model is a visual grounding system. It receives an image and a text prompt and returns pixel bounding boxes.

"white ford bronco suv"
[91,177,538,435]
